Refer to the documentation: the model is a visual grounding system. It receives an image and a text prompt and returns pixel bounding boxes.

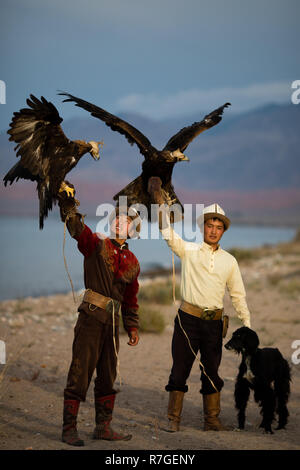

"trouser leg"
[166,311,200,393]
[198,319,224,395]
[165,312,228,431]
[64,312,105,402]
[166,313,224,395]
[164,311,200,431]
[94,322,119,399]
[92,324,131,440]
[62,312,106,445]
[198,319,229,431]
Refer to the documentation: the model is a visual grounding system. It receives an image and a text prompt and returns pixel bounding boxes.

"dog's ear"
[245,328,259,353]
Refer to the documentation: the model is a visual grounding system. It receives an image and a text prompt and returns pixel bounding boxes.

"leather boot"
[62,399,84,446]
[203,392,230,431]
[93,394,132,441]
[164,390,185,432]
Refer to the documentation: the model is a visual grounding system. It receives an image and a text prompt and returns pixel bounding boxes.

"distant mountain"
[0,103,300,224]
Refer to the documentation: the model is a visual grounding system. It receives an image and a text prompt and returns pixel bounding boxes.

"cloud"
[115,81,292,119]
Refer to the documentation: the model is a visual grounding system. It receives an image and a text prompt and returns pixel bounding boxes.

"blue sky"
[0,0,299,129]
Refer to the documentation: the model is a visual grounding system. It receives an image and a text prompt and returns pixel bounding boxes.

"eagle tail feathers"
[38,183,53,230]
[113,175,149,207]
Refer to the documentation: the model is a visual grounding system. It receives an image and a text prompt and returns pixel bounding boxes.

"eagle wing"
[163,102,231,152]
[7,94,70,179]
[59,92,156,159]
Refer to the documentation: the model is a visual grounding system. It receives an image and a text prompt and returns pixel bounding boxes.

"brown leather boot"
[62,399,84,446]
[164,391,185,432]
[203,392,230,431]
[93,394,132,441]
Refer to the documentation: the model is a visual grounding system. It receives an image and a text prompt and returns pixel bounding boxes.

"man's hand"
[147,176,162,196]
[127,329,139,347]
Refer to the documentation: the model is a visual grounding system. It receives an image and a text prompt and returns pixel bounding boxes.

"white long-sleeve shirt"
[161,223,251,328]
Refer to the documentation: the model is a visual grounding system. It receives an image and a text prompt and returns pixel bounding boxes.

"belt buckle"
[202,308,216,320]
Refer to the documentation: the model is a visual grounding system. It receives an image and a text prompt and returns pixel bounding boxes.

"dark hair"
[205,217,225,227]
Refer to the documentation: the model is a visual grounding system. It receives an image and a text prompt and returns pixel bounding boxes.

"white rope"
[63,216,77,305]
[112,300,122,387]
[61,198,83,306]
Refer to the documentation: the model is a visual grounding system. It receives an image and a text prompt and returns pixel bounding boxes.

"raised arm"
[58,181,100,257]
[147,177,186,259]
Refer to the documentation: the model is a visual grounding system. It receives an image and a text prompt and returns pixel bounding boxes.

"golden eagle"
[59,92,230,221]
[4,95,102,229]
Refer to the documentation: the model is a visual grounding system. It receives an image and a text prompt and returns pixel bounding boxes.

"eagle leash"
[61,197,83,305]
[63,214,77,305]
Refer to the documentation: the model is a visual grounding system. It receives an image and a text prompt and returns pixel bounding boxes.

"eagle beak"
[172,149,189,162]
[89,150,100,160]
[88,140,103,160]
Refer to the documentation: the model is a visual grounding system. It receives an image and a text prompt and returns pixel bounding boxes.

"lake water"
[0,215,296,301]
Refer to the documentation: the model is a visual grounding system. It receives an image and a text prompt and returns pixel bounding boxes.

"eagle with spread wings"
[4,95,102,229]
[60,92,230,221]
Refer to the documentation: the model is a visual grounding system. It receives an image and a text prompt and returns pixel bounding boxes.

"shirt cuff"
[127,327,138,333]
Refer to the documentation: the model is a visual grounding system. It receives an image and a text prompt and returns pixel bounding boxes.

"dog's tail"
[275,353,291,394]
[274,351,291,429]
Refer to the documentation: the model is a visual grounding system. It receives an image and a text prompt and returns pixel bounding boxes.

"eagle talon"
[59,181,75,198]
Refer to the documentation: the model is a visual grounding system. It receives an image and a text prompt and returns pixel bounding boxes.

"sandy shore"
[0,240,300,451]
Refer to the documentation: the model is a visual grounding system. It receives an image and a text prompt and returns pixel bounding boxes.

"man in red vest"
[58,182,141,446]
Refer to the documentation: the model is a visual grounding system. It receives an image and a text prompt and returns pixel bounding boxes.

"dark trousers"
[166,309,224,395]
[64,311,119,402]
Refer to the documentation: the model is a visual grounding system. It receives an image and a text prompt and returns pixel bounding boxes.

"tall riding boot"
[203,392,230,431]
[93,394,132,441]
[62,399,84,446]
[165,391,185,432]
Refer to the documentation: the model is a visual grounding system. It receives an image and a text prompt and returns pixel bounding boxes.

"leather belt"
[83,289,120,313]
[180,300,223,320]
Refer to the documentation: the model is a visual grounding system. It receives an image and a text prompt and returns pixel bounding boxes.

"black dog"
[225,327,291,434]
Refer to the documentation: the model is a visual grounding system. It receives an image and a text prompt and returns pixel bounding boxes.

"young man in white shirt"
[148,177,251,432]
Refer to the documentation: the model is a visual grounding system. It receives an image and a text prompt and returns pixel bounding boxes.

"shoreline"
[0,211,300,228]
[1,236,299,303]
